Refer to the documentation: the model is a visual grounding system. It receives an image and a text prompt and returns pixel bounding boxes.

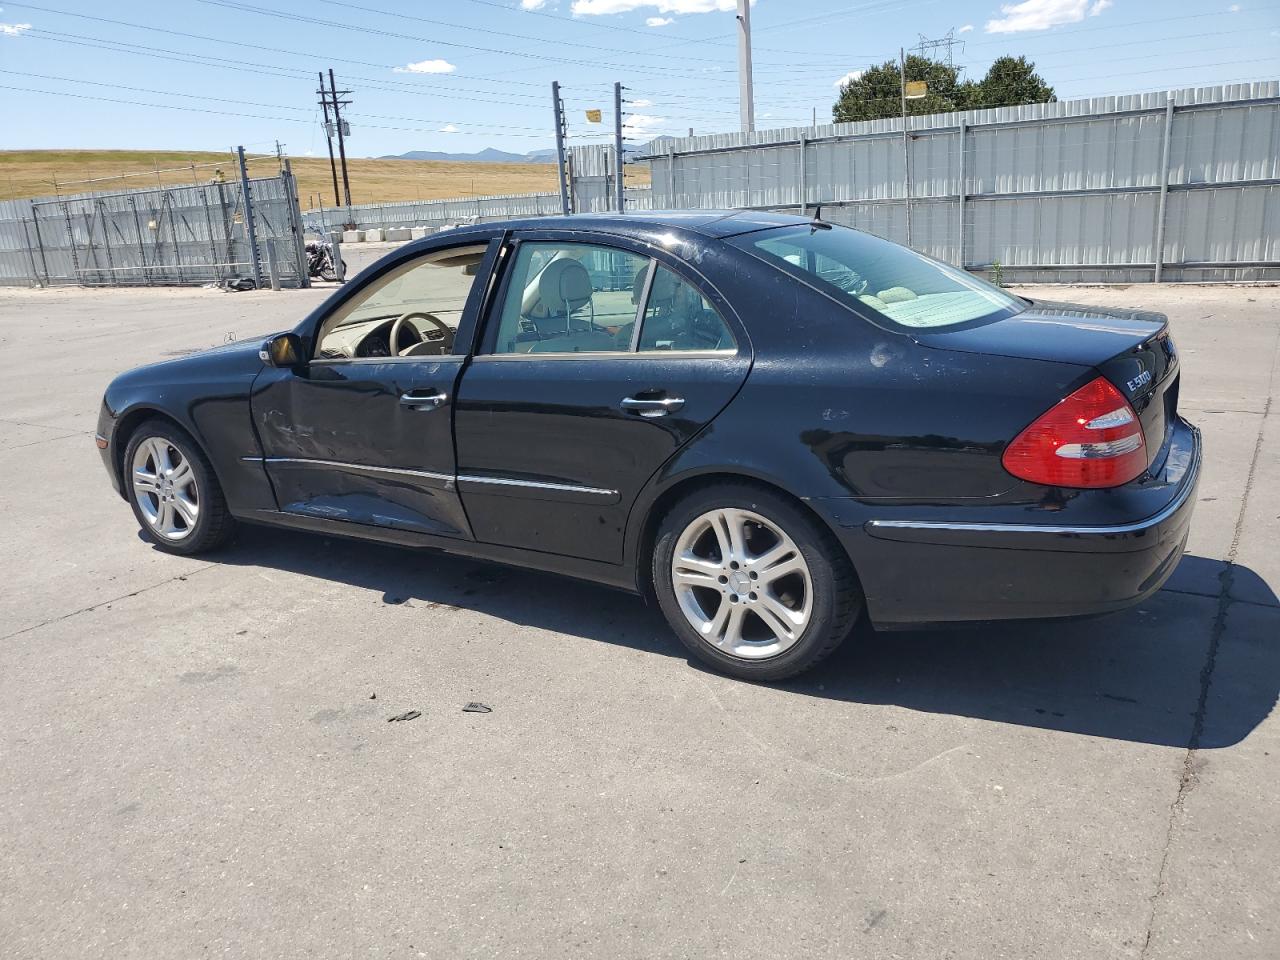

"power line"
[194,0,744,85]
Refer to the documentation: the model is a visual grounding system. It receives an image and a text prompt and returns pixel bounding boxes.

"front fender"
[98,339,277,514]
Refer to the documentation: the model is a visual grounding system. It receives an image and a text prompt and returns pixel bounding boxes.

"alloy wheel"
[131,437,200,541]
[670,507,813,660]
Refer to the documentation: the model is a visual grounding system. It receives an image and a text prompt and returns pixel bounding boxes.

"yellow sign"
[905,80,928,99]
[585,109,602,123]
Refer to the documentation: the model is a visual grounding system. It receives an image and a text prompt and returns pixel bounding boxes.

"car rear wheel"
[652,484,862,681]
[124,420,234,555]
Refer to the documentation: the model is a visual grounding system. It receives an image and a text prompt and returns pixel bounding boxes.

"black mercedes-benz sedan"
[96,211,1200,680]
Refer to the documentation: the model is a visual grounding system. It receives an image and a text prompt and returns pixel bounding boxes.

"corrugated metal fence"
[304,190,567,234]
[0,170,309,288]
[3,83,1275,287]
[633,82,1280,282]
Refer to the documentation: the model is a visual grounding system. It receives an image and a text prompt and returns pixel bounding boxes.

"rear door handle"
[621,396,685,417]
[400,389,448,411]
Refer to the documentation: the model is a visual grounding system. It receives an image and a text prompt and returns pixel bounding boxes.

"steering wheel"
[389,311,454,357]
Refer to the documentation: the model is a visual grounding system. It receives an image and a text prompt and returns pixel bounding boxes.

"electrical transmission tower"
[913,30,963,69]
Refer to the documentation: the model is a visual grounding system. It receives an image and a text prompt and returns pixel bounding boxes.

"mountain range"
[378,138,676,164]
[379,147,560,164]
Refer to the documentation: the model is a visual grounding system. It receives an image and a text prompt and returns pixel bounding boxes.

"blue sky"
[1,0,1277,156]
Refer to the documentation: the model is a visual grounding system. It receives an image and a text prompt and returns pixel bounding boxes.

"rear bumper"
[825,417,1201,627]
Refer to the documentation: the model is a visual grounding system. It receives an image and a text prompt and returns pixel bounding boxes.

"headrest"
[634,266,678,309]
[539,258,592,311]
[647,267,678,307]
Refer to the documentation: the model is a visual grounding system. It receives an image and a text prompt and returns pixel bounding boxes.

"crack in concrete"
[0,563,217,643]
[1140,331,1278,957]
[1159,586,1279,609]
[5,431,89,451]
[0,416,91,435]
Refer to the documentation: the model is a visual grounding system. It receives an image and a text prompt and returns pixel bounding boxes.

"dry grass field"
[0,149,572,208]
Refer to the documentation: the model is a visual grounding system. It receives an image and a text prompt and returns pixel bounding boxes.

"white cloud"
[0,21,31,36]
[985,0,1111,34]
[833,69,864,90]
[1228,3,1241,10]
[393,58,457,74]
[646,16,674,25]
[630,97,653,107]
[622,113,666,136]
[440,124,460,133]
[520,0,549,9]
[957,23,974,33]
[572,1,742,15]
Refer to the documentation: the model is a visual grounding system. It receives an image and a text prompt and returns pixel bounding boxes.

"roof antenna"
[810,203,831,232]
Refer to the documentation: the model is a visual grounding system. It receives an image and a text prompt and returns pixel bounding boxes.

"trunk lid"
[913,300,1180,470]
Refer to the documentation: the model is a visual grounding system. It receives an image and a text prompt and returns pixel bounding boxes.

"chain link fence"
[0,169,309,288]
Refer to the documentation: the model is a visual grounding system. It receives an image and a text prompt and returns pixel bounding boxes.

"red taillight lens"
[1002,376,1147,489]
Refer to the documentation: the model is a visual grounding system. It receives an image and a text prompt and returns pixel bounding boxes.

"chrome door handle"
[400,390,448,410]
[621,396,685,417]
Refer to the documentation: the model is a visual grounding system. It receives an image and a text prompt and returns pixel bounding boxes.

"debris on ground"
[462,702,492,714]
[387,710,421,722]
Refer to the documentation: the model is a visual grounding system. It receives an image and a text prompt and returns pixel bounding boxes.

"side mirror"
[260,332,303,367]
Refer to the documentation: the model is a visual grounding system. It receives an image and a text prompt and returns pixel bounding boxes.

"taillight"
[1002,376,1147,489]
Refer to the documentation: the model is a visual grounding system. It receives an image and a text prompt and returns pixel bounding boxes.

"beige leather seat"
[522,258,593,322]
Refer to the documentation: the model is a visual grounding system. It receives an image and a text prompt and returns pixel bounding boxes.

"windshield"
[729,224,1025,331]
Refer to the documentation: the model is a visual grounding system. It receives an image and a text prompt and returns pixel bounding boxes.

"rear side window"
[489,241,648,354]
[730,224,1024,331]
[485,240,735,355]
[638,265,735,352]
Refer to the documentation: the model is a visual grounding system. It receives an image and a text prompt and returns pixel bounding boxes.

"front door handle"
[400,389,448,411]
[621,395,685,417]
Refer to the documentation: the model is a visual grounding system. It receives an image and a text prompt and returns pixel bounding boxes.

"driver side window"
[315,243,489,360]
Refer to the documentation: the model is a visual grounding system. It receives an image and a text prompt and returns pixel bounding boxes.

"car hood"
[108,333,274,393]
[908,300,1168,367]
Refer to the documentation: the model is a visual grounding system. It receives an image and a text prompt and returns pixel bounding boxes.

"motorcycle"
[305,240,344,282]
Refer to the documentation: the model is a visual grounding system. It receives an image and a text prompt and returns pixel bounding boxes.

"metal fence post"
[236,145,264,289]
[60,201,81,284]
[265,240,281,291]
[667,147,676,207]
[282,164,310,288]
[328,231,345,283]
[19,217,42,286]
[957,120,967,269]
[199,186,222,282]
[1153,96,1175,283]
[797,134,807,215]
[127,195,152,286]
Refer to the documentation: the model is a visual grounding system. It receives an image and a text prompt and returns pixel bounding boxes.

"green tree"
[832,54,1055,122]
[834,55,967,122]
[973,56,1055,108]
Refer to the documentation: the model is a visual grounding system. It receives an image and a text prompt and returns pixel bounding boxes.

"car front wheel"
[652,484,862,681]
[124,420,234,555]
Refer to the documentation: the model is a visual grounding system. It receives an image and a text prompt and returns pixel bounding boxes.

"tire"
[652,483,862,681]
[123,419,235,556]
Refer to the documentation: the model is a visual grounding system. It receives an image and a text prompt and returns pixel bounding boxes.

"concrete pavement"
[0,281,1276,959]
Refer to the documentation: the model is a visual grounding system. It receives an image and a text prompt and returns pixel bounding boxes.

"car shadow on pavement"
[212,529,1278,750]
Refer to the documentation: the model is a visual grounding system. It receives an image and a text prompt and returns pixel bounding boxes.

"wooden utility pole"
[328,69,353,209]
[317,71,341,208]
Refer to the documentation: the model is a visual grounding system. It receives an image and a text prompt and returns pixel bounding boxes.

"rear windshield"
[729,224,1024,331]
